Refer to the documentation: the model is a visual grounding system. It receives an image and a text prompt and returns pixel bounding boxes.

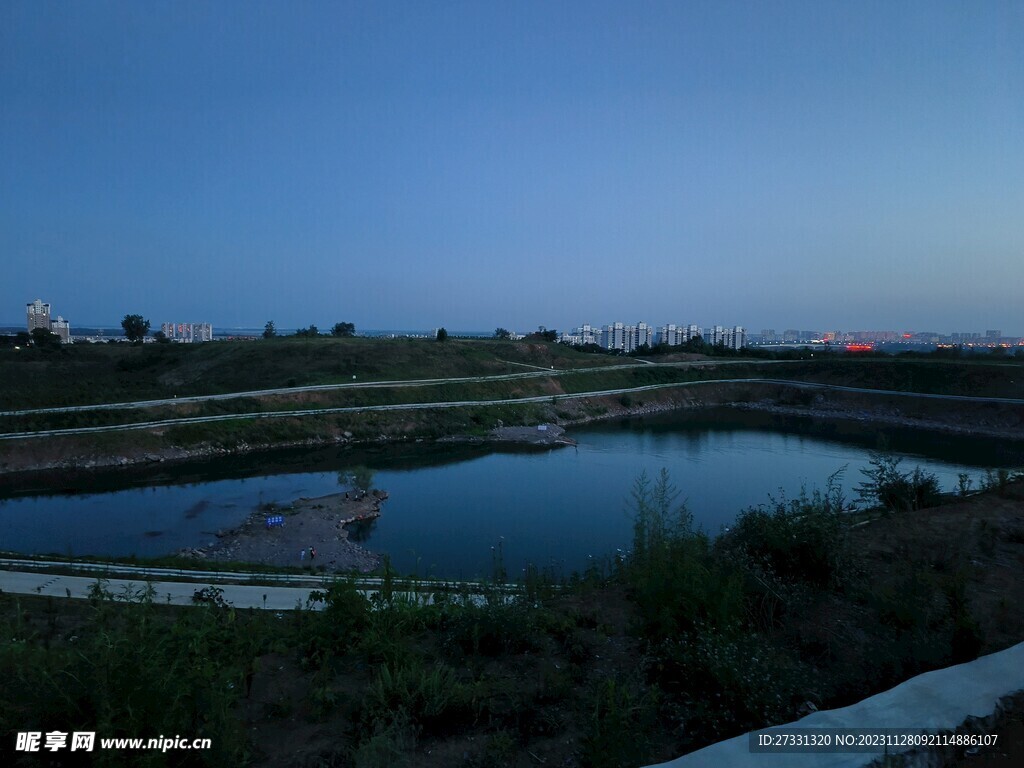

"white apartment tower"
[634,322,654,351]
[657,324,686,346]
[601,322,627,351]
[26,299,51,332]
[51,316,71,343]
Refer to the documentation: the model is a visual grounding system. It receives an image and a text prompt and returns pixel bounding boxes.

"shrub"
[580,677,659,768]
[626,469,745,636]
[857,452,939,512]
[360,660,469,736]
[720,474,850,589]
[650,627,804,745]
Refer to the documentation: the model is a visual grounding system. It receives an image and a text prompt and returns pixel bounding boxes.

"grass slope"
[0,337,628,409]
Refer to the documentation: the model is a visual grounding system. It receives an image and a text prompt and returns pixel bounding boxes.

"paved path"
[0,363,651,417]
[0,358,781,418]
[0,558,519,609]
[0,569,324,610]
[3,377,1024,442]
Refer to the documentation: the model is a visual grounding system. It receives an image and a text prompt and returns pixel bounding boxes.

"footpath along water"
[1,409,1021,579]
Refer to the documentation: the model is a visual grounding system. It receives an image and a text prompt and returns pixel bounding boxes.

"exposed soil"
[187,490,388,573]
[850,482,1024,655]
[441,423,576,446]
[3,379,1024,477]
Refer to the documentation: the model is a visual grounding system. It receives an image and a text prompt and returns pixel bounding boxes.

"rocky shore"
[440,423,577,446]
[4,382,1023,479]
[180,489,388,573]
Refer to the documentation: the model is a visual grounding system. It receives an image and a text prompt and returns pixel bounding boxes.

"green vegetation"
[3,469,1011,766]
[0,336,630,410]
[857,452,941,512]
[121,314,150,344]
[30,327,62,349]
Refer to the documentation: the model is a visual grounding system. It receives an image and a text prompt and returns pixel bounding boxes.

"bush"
[580,677,659,768]
[304,580,371,660]
[720,475,849,589]
[626,470,745,637]
[360,660,469,736]
[427,595,542,657]
[857,452,940,512]
[650,627,804,745]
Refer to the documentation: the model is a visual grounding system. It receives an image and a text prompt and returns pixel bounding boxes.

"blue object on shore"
[265,515,284,528]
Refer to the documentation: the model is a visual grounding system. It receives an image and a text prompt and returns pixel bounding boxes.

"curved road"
[3,377,1023,441]
[0,358,775,417]
[0,557,518,608]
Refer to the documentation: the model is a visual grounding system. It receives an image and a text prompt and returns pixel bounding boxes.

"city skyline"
[3,2,1022,333]
[4,300,1019,343]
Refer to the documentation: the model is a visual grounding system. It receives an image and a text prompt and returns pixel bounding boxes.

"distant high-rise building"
[51,316,71,343]
[561,324,598,346]
[727,326,746,350]
[601,322,626,351]
[633,322,654,351]
[26,299,51,332]
[161,322,214,343]
[657,324,686,346]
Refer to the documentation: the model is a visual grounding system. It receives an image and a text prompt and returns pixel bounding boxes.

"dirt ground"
[849,481,1024,654]
[187,490,388,573]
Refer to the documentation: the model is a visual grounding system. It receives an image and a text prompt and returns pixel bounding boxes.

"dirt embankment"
[2,380,1023,477]
[555,381,1024,441]
[184,490,389,573]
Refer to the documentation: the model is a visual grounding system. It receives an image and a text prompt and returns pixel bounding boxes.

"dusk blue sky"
[3,1,1022,333]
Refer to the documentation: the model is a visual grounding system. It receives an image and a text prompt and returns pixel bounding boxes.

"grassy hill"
[0,337,630,409]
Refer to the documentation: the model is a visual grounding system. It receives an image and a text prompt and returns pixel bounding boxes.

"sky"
[2,1,1022,334]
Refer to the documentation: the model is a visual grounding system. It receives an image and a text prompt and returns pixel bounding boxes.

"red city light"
[845,344,874,352]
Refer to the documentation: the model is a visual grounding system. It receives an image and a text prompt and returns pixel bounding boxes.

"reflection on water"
[1,409,1022,579]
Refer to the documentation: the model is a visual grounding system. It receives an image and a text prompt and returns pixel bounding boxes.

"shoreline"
[183,490,389,574]
[2,383,1023,478]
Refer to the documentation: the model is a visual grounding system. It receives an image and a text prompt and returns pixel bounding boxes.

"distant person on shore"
[300,548,306,562]
[310,546,316,562]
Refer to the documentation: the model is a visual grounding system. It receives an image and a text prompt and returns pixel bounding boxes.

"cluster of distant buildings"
[26,299,71,343]
[21,299,213,344]
[560,322,746,352]
[752,329,1021,347]
[160,322,213,343]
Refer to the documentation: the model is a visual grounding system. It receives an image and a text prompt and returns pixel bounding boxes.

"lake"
[1,409,1021,579]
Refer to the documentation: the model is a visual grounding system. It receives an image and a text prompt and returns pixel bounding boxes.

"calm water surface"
[2,410,1021,579]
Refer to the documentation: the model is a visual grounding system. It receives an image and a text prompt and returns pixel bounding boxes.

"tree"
[263,321,277,339]
[494,327,512,340]
[435,327,448,342]
[295,325,319,338]
[331,322,355,338]
[527,327,558,342]
[121,314,150,343]
[153,330,171,344]
[30,327,62,349]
